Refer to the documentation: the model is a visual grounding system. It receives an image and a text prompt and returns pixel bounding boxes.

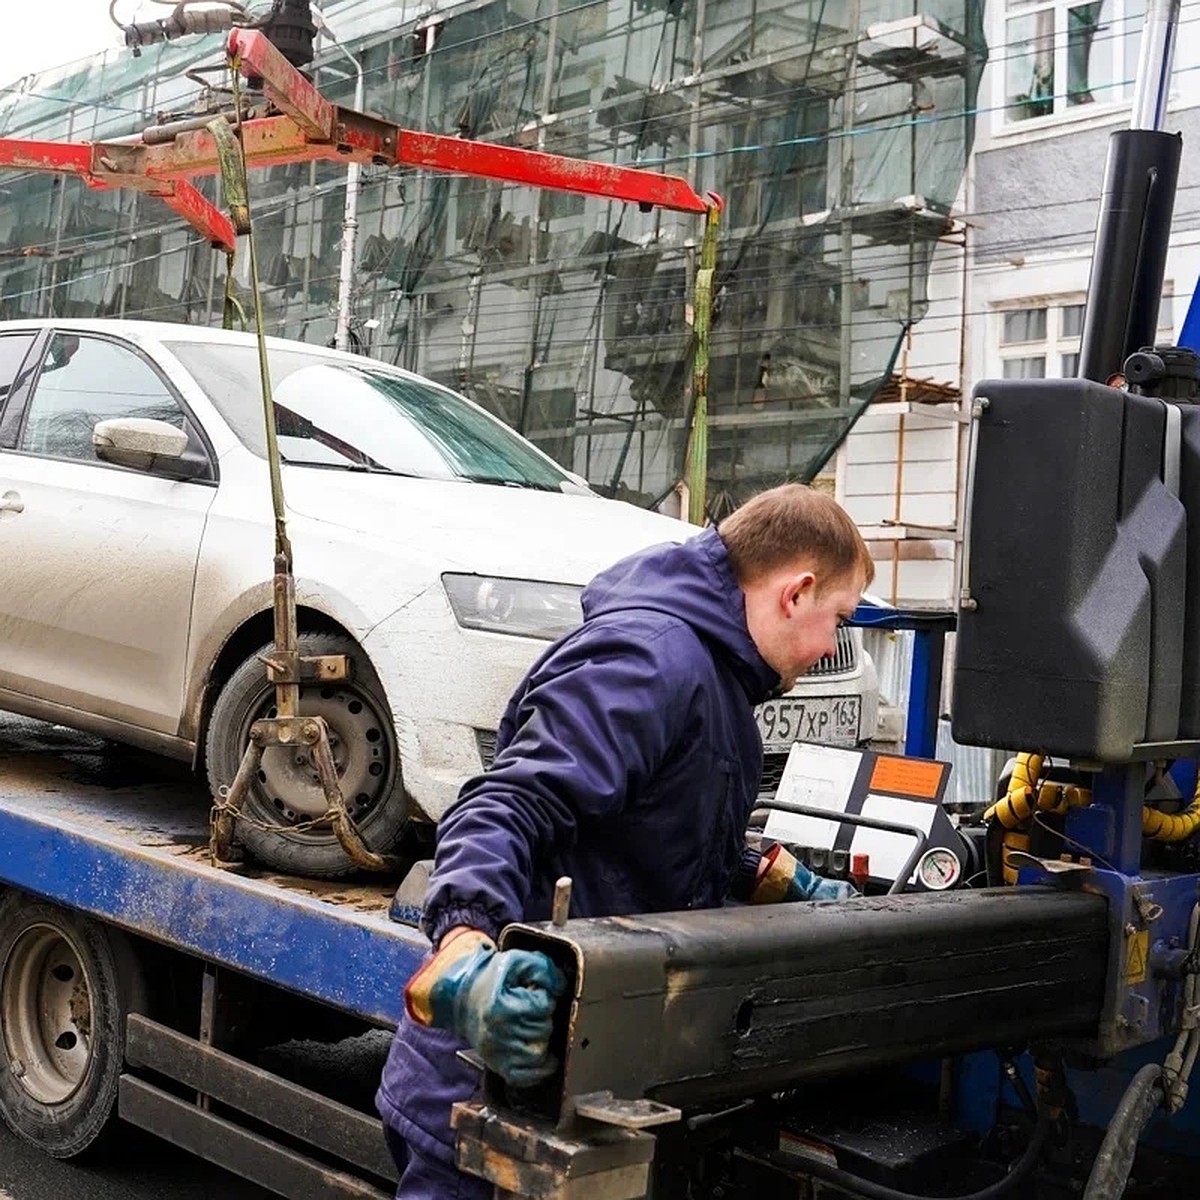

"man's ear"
[784,570,818,612]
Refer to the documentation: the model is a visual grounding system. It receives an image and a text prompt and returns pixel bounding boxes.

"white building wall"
[840,0,1200,610]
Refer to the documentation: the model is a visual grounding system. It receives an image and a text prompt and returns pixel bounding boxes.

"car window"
[0,333,36,416]
[20,333,188,462]
[167,341,572,490]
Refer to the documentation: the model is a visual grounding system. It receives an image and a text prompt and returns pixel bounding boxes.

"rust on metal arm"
[0,27,715,255]
[0,137,237,252]
[226,27,334,140]
[398,130,710,214]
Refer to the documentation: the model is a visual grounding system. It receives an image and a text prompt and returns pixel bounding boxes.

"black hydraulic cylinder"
[1078,130,1181,385]
[499,889,1109,1128]
[261,0,318,69]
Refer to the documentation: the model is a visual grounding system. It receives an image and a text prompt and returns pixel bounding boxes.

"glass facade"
[0,0,984,513]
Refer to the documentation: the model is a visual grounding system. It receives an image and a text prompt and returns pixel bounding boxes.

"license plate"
[755,695,860,750]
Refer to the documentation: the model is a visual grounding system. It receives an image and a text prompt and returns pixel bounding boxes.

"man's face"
[745,566,865,693]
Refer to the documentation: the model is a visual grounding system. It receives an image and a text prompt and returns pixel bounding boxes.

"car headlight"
[442,574,584,640]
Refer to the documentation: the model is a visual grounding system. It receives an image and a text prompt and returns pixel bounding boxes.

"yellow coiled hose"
[1143,794,1200,842]
[984,752,1200,884]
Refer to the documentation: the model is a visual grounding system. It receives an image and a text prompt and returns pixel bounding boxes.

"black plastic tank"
[952,378,1187,761]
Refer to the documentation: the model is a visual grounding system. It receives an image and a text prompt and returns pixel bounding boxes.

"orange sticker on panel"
[869,756,946,800]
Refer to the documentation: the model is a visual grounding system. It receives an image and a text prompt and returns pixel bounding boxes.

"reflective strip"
[404,929,494,1026]
[1163,400,1181,497]
[750,844,798,904]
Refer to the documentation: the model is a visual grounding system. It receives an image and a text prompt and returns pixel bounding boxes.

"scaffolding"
[0,0,984,514]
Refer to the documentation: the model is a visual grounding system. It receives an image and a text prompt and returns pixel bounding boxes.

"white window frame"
[991,290,1175,380]
[993,295,1088,380]
[996,0,1145,131]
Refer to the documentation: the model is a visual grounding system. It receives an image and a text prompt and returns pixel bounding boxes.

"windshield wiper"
[274,401,390,471]
[458,474,561,491]
[282,460,419,478]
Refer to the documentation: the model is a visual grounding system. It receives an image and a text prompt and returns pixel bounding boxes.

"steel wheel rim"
[1,925,94,1104]
[249,682,393,826]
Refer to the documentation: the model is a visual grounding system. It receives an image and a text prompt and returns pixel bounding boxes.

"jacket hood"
[582,527,780,704]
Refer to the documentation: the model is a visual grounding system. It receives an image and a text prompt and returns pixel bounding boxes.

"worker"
[376,482,874,1198]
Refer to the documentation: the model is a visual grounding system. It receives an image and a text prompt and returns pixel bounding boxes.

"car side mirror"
[93,417,188,472]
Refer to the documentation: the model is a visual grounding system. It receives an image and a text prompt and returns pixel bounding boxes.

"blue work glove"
[750,843,859,903]
[405,930,567,1086]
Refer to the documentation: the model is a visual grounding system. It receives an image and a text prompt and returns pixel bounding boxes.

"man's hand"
[405,929,568,1086]
[750,843,859,903]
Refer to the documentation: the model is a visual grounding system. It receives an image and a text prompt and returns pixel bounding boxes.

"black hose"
[746,1117,1052,1200]
[1000,1056,1039,1118]
[1081,1064,1165,1200]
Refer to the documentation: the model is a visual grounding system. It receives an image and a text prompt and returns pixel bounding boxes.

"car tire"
[206,632,409,878]
[0,894,144,1159]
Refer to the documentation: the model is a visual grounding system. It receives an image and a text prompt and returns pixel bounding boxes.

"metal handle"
[755,799,929,895]
[0,491,24,514]
[957,396,988,612]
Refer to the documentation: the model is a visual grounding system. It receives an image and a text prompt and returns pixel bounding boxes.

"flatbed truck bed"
[0,714,425,1197]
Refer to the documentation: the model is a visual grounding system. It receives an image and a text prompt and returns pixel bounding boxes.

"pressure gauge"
[917,847,962,891]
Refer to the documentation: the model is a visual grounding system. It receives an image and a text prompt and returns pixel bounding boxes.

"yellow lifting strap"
[207,113,251,333]
[210,61,292,568]
[685,201,720,527]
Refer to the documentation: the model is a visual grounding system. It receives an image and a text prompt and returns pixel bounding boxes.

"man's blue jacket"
[377,526,780,1165]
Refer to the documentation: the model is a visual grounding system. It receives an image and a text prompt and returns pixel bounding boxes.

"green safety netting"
[0,0,984,514]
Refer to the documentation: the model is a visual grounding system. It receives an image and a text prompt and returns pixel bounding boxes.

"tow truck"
[4,1,1200,1198]
[438,1,1200,1197]
[0,3,718,1193]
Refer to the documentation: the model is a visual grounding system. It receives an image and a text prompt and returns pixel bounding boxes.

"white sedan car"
[0,320,877,876]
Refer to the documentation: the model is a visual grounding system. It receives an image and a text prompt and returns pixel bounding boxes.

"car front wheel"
[205,632,409,878]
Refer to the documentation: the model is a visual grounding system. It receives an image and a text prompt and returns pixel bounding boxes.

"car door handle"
[0,490,24,514]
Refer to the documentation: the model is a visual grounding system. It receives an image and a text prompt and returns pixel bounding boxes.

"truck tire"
[206,632,409,878]
[0,895,144,1159]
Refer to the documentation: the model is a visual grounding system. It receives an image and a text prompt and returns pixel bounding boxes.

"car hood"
[282,468,691,582]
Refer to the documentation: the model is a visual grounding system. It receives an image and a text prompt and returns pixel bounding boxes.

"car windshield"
[166,342,571,490]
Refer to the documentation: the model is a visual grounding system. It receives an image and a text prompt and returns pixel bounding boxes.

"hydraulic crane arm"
[0,137,240,252]
[0,28,712,256]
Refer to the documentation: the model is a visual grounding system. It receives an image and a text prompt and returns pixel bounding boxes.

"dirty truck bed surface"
[0,715,426,1026]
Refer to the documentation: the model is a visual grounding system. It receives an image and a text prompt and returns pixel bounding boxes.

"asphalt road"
[0,1122,274,1199]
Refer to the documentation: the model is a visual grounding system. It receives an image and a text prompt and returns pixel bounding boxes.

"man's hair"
[719,484,875,588]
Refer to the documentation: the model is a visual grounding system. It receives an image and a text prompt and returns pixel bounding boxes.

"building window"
[1002,308,1047,343]
[997,301,1085,378]
[1005,0,1145,123]
[1002,355,1047,378]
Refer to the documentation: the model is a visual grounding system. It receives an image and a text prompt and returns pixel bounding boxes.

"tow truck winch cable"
[742,1117,1052,1200]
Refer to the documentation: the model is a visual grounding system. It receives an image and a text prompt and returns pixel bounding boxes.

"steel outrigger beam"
[0,137,241,252]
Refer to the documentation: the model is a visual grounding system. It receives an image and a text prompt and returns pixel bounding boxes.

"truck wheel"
[0,895,144,1159]
[206,631,409,878]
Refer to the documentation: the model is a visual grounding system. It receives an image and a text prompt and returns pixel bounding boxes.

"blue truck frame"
[0,719,425,1196]
[0,607,941,1197]
[7,610,1197,1198]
